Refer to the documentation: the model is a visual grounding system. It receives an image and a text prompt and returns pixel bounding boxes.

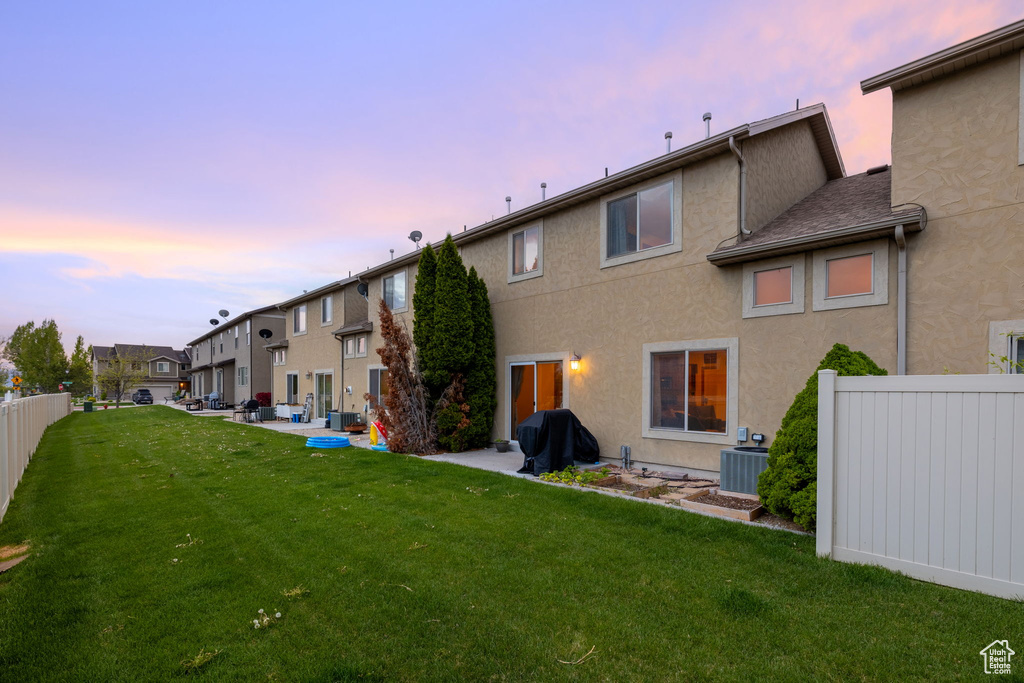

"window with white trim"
[246,320,251,346]
[344,335,368,359]
[600,172,683,268]
[293,305,307,334]
[156,361,170,373]
[368,367,389,405]
[812,240,889,311]
[383,271,407,311]
[988,319,1024,374]
[273,349,287,366]
[508,223,543,282]
[321,295,333,325]
[237,366,248,386]
[741,255,805,318]
[234,326,239,349]
[642,338,738,445]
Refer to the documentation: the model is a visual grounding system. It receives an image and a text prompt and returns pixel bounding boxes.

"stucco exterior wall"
[273,293,344,415]
[891,52,1024,374]
[452,143,885,472]
[744,120,829,232]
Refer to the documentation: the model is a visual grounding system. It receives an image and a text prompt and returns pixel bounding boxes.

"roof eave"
[861,20,1024,93]
[707,214,923,266]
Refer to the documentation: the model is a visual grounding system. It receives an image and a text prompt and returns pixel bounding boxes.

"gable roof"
[343,104,845,285]
[708,167,923,265]
[92,345,114,361]
[862,20,1024,93]
[112,344,189,363]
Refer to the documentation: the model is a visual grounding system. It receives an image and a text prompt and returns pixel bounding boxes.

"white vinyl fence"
[1,393,72,522]
[817,371,1024,599]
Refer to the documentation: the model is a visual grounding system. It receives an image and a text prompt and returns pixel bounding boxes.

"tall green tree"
[463,267,497,448]
[426,236,474,390]
[68,336,92,393]
[412,243,437,384]
[97,347,149,406]
[1,320,69,392]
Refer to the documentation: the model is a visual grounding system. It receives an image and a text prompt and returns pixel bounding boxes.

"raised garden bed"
[587,475,651,494]
[680,490,764,521]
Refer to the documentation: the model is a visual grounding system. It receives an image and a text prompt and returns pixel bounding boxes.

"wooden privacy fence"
[817,371,1024,599]
[1,393,72,522]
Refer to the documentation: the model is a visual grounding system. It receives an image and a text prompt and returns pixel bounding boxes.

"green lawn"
[0,408,1020,681]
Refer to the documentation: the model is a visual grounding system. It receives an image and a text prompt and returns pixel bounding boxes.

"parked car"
[132,389,153,404]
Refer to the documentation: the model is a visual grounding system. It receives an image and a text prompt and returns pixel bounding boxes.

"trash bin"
[84,401,93,413]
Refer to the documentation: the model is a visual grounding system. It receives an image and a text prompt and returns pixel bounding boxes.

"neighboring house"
[270,279,369,419]
[186,306,286,405]
[860,19,1024,377]
[91,345,192,401]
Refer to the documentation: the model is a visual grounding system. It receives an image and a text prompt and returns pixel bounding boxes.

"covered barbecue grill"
[515,409,600,476]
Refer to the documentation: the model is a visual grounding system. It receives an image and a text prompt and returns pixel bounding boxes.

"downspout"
[894,225,907,375]
[728,136,751,239]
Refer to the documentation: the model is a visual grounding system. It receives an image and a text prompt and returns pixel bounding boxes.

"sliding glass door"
[315,372,333,418]
[509,361,563,439]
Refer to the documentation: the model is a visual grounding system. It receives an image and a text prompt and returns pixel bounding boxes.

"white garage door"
[147,385,175,401]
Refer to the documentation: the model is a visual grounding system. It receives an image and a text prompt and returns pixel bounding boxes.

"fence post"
[817,369,837,558]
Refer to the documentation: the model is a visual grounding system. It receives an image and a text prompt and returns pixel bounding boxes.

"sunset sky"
[1,1,1019,352]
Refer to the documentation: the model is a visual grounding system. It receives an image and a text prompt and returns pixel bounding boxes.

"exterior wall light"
[305,371,313,380]
[570,353,582,372]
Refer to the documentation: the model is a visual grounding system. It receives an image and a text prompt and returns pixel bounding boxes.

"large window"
[321,295,333,325]
[293,304,307,334]
[600,172,682,268]
[384,271,407,311]
[508,223,543,282]
[642,338,738,445]
[237,366,248,387]
[826,254,873,298]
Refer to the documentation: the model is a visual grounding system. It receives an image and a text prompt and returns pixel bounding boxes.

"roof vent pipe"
[505,196,511,214]
[703,112,712,139]
[389,249,394,260]
[665,131,673,153]
[728,136,751,237]
[541,182,547,201]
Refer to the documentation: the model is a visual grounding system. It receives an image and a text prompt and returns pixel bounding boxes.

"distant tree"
[67,336,92,394]
[412,243,437,385]
[0,365,9,389]
[463,267,497,448]
[1,320,69,392]
[97,346,149,406]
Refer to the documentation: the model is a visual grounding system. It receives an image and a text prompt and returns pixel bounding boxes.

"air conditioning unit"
[719,447,769,496]
[330,412,362,431]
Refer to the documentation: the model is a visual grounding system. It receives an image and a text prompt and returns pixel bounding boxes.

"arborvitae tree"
[757,343,886,531]
[464,267,497,448]
[427,236,474,389]
[412,243,438,388]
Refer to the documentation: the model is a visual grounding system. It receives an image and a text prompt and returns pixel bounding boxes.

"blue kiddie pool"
[305,436,351,448]
[370,444,389,451]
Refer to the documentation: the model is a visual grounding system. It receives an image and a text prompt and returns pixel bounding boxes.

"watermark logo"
[980,640,1015,675]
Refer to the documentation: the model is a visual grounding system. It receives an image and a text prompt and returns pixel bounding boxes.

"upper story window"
[246,320,251,346]
[273,349,287,366]
[344,334,368,359]
[234,326,239,349]
[826,254,873,298]
[812,240,889,311]
[508,223,543,283]
[384,271,407,311]
[599,172,683,268]
[321,295,333,325]
[742,255,805,319]
[293,304,307,335]
[157,361,170,373]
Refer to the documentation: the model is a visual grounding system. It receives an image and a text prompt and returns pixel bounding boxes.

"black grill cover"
[515,409,600,476]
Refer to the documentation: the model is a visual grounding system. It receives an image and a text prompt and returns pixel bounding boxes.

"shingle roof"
[92,345,114,361]
[109,344,190,363]
[708,167,923,265]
